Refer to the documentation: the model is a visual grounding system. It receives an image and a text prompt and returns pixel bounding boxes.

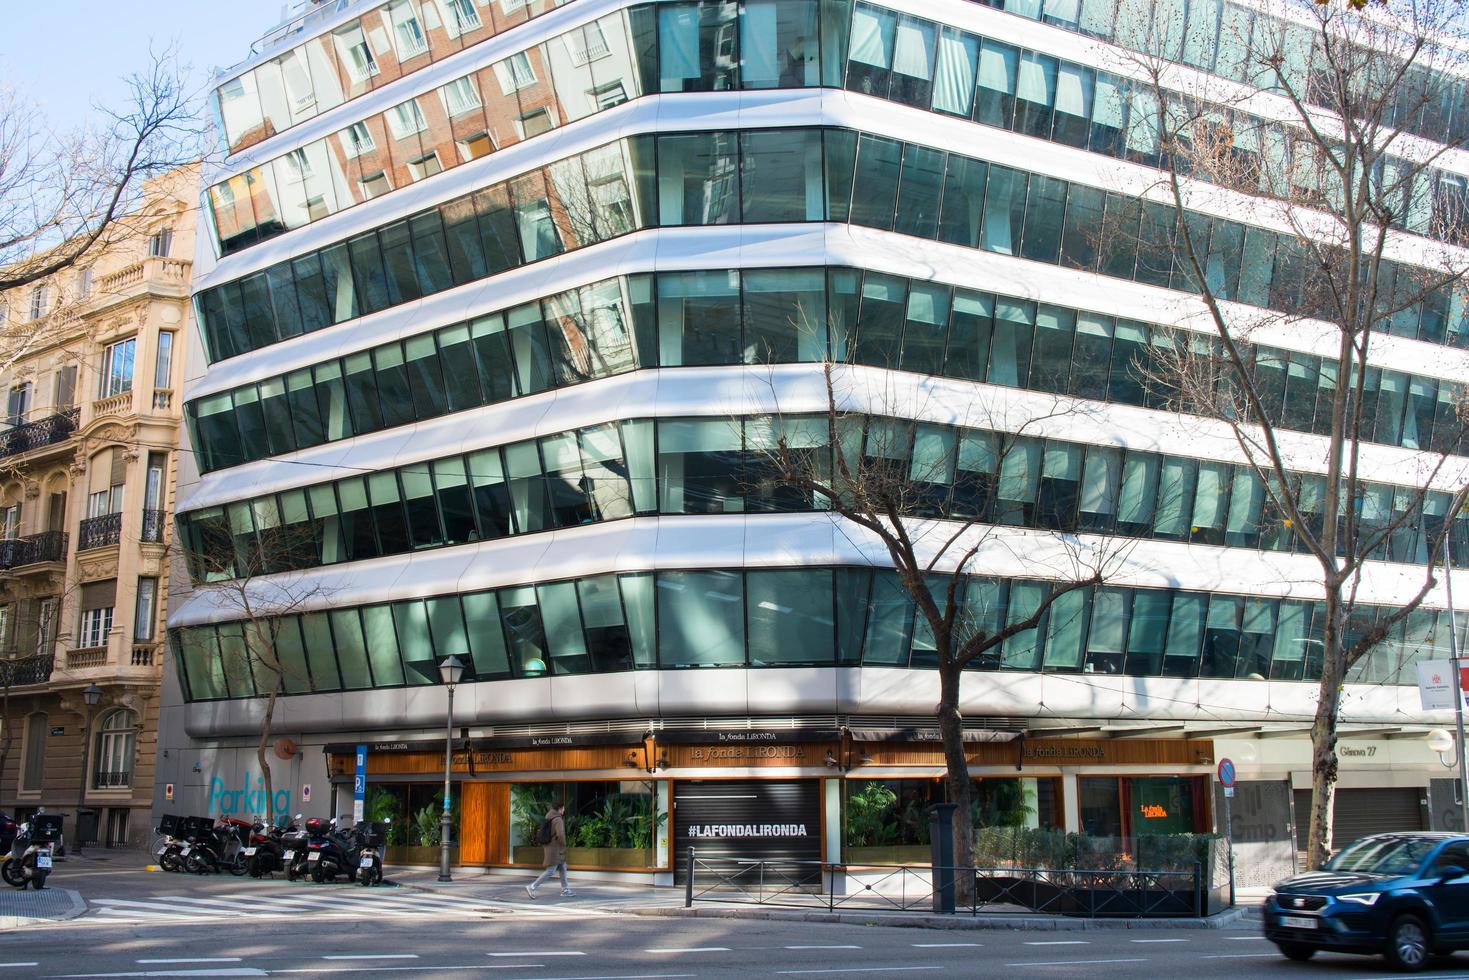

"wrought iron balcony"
[0,653,53,686]
[0,531,68,570]
[141,509,168,543]
[0,408,78,460]
[78,513,122,550]
[92,769,132,789]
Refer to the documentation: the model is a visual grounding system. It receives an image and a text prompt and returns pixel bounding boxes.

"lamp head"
[437,654,466,686]
[1429,728,1456,754]
[82,682,102,706]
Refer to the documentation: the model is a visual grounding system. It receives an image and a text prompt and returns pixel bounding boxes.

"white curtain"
[892,18,934,80]
[848,5,893,68]
[741,1,780,88]
[933,30,977,115]
[1054,63,1092,120]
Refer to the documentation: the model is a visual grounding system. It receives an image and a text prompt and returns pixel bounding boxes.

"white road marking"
[1022,941,1089,945]
[776,970,942,976]
[644,948,731,954]
[1129,939,1188,943]
[1007,958,1150,967]
[0,965,38,969]
[137,961,243,965]
[54,971,267,978]
[1227,935,1267,940]
[488,952,587,957]
[911,944,980,948]
[321,955,419,961]
[1201,953,1280,959]
[785,946,862,950]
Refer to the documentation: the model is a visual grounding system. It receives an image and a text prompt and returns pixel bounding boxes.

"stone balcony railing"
[92,391,133,418]
[130,643,157,667]
[66,646,108,669]
[95,256,191,297]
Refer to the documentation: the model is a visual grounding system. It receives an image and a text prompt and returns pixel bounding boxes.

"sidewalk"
[0,887,85,929]
[391,866,1251,931]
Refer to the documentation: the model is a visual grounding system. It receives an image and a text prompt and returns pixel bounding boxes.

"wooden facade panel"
[484,782,509,864]
[458,781,491,865]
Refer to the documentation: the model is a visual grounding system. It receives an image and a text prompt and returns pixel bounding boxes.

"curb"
[628,905,1250,931]
[0,888,87,930]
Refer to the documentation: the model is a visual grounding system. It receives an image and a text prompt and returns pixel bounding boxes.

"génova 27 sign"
[686,823,810,838]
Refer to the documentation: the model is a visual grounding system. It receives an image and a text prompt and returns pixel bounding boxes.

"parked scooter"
[354,820,389,886]
[160,816,215,873]
[282,815,312,882]
[244,815,300,878]
[1,812,62,889]
[184,817,250,875]
[306,817,354,883]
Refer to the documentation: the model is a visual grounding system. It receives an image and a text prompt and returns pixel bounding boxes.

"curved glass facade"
[172,563,1461,702]
[210,0,1465,257]
[197,126,1469,367]
[215,0,581,154]
[179,411,1469,584]
[188,263,1469,476]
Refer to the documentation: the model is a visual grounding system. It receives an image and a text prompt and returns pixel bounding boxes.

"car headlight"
[1338,893,1380,906]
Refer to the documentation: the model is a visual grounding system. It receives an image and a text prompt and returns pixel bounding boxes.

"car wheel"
[1385,914,1432,972]
[1277,942,1315,962]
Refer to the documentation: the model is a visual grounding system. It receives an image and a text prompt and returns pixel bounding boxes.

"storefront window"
[363,783,459,853]
[844,777,1061,865]
[1079,775,1207,839]
[509,781,662,868]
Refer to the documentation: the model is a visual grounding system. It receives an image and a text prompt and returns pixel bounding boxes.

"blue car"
[1266,832,1469,971]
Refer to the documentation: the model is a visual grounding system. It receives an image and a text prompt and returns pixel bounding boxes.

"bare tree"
[0,48,199,295]
[753,354,1128,896]
[1124,0,1469,866]
[177,521,330,826]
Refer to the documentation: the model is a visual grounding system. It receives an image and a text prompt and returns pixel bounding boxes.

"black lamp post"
[436,655,465,883]
[74,682,102,854]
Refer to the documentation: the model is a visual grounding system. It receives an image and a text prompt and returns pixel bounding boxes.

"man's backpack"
[536,817,554,846]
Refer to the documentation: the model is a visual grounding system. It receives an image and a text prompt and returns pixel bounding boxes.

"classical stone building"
[0,168,196,848]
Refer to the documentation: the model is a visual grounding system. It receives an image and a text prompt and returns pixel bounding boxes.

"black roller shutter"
[1294,787,1425,850]
[673,779,821,883]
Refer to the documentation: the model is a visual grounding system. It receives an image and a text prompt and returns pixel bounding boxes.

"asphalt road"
[7,864,1469,978]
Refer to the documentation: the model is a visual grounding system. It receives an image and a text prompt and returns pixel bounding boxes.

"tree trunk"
[1306,591,1344,870]
[256,684,280,825]
[938,667,974,905]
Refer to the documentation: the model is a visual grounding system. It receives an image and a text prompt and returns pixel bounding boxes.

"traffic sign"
[1217,757,1236,789]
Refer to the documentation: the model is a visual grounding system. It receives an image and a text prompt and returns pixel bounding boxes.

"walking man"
[526,802,571,899]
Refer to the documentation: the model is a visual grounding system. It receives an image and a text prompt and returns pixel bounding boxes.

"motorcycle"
[282,815,312,882]
[184,817,250,876]
[354,820,389,886]
[306,817,354,883]
[163,816,215,873]
[2,813,62,889]
[245,815,299,878]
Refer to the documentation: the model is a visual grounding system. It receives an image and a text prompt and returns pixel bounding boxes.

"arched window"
[92,709,136,789]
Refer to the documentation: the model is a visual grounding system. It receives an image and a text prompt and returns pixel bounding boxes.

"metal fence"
[683,850,1215,918]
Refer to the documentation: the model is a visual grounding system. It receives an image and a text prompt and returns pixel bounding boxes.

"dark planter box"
[975,874,1197,917]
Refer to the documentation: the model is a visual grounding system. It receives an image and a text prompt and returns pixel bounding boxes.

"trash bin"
[76,807,99,847]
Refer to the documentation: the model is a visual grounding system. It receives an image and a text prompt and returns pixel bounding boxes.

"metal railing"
[79,513,122,549]
[141,509,167,543]
[92,769,132,789]
[0,531,67,569]
[0,653,54,686]
[682,850,1208,919]
[0,408,78,460]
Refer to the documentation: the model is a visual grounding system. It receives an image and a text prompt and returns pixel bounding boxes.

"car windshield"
[1324,837,1440,875]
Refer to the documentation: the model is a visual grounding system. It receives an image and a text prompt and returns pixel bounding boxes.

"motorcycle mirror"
[295,813,303,820]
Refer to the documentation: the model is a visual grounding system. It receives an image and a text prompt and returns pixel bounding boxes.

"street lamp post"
[74,683,102,855]
[436,655,465,883]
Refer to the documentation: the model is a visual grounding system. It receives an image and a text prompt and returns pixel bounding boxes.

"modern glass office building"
[158,0,1469,884]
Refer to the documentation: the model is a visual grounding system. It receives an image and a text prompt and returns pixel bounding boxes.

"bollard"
[684,846,696,908]
[928,802,957,914]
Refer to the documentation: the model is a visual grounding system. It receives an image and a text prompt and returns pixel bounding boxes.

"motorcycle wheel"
[286,862,300,882]
[246,856,263,878]
[313,860,337,884]
[160,851,181,873]
[30,871,46,890]
[1,861,24,887]
[184,852,211,875]
[228,854,248,877]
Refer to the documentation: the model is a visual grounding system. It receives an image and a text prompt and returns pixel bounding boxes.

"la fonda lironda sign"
[686,823,810,838]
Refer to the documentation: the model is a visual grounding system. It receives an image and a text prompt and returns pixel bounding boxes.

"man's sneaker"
[560,889,575,897]
[525,885,536,900]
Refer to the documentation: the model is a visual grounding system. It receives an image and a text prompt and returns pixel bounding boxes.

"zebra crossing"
[86,886,517,923]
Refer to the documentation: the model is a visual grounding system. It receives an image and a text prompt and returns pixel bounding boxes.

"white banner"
[1419,660,1456,711]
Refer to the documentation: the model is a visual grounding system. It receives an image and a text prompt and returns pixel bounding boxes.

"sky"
[1,1,287,132]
